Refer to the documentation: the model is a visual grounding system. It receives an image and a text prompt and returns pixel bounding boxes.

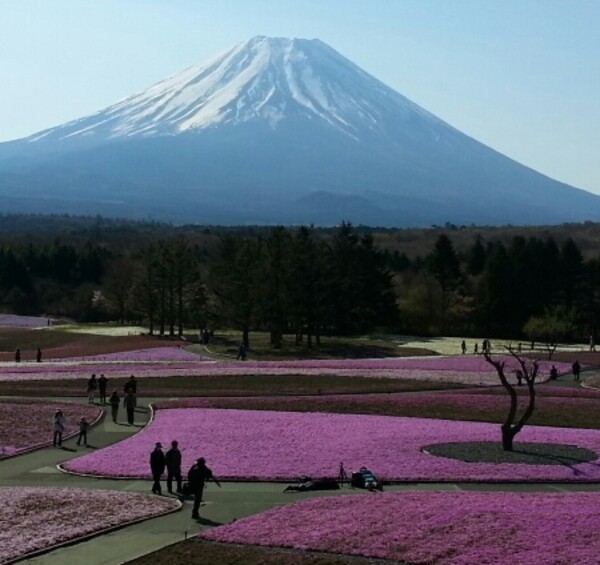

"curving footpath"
[4,372,600,564]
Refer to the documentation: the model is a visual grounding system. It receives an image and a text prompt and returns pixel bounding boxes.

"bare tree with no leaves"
[484,347,539,452]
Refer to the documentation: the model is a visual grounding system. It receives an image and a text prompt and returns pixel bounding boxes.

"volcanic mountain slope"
[0,36,598,226]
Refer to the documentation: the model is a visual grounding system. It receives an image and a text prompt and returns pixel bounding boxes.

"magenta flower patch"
[0,354,573,385]
[0,401,101,457]
[0,487,179,563]
[50,346,207,362]
[62,409,600,482]
[202,491,600,564]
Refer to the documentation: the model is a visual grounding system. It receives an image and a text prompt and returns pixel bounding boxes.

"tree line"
[0,220,598,345]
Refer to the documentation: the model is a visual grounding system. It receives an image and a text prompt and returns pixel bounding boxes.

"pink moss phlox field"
[0,487,178,563]
[201,491,600,565]
[0,401,101,457]
[0,313,52,328]
[0,355,573,385]
[236,355,572,375]
[153,391,600,420]
[63,409,600,482]
[50,346,207,362]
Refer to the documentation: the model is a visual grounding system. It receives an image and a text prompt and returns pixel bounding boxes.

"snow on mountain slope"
[27,36,450,144]
[1,36,599,227]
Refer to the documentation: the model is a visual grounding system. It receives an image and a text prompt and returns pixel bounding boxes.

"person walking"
[36,348,42,363]
[124,375,137,394]
[87,374,98,404]
[98,374,108,404]
[461,340,467,355]
[52,409,66,447]
[15,348,20,363]
[123,390,137,425]
[236,343,247,361]
[76,416,89,447]
[188,457,221,519]
[150,442,166,495]
[572,360,581,382]
[165,440,183,494]
[109,390,120,423]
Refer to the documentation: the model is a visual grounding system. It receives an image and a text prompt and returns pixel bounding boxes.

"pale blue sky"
[1,0,599,194]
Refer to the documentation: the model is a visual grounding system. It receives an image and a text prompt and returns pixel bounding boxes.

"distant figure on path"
[150,442,166,495]
[87,374,98,404]
[98,374,108,404]
[76,416,89,446]
[590,335,596,352]
[166,440,183,494]
[188,457,221,519]
[461,340,467,355]
[124,375,137,394]
[236,343,247,361]
[550,365,558,380]
[572,360,581,382]
[52,410,66,447]
[123,391,137,425]
[109,390,120,423]
[515,370,523,386]
[36,348,42,363]
[15,348,20,363]
[338,462,348,485]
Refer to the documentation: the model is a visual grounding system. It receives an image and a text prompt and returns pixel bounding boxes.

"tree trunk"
[501,424,517,451]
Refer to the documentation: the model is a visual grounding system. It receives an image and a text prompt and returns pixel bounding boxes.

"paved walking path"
[4,379,600,564]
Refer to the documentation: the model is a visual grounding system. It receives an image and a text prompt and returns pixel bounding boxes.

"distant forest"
[1,214,600,344]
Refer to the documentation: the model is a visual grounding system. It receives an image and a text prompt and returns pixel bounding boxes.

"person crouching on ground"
[188,457,221,519]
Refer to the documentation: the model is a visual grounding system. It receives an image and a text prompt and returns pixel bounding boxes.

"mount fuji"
[0,36,599,226]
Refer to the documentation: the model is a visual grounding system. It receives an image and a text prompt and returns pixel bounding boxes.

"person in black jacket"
[188,457,221,519]
[150,442,166,495]
[165,440,182,494]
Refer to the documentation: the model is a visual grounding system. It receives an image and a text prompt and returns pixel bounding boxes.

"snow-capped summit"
[1,36,599,227]
[28,36,445,144]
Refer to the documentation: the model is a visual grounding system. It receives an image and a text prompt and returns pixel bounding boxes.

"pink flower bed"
[0,355,573,385]
[49,346,207,362]
[62,409,600,482]
[0,487,179,563]
[154,391,600,421]
[202,491,600,564]
[0,314,53,328]
[0,401,101,457]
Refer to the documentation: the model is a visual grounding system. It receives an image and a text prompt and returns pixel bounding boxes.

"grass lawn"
[126,539,378,565]
[0,374,468,398]
[192,332,438,360]
[0,329,177,361]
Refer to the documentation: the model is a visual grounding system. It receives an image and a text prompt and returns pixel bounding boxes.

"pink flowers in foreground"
[62,409,600,482]
[202,491,600,565]
[0,401,101,457]
[0,487,179,563]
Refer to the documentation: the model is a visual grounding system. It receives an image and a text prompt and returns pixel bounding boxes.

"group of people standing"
[14,348,43,363]
[460,340,491,355]
[150,442,220,519]
[52,410,90,448]
[86,374,138,425]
